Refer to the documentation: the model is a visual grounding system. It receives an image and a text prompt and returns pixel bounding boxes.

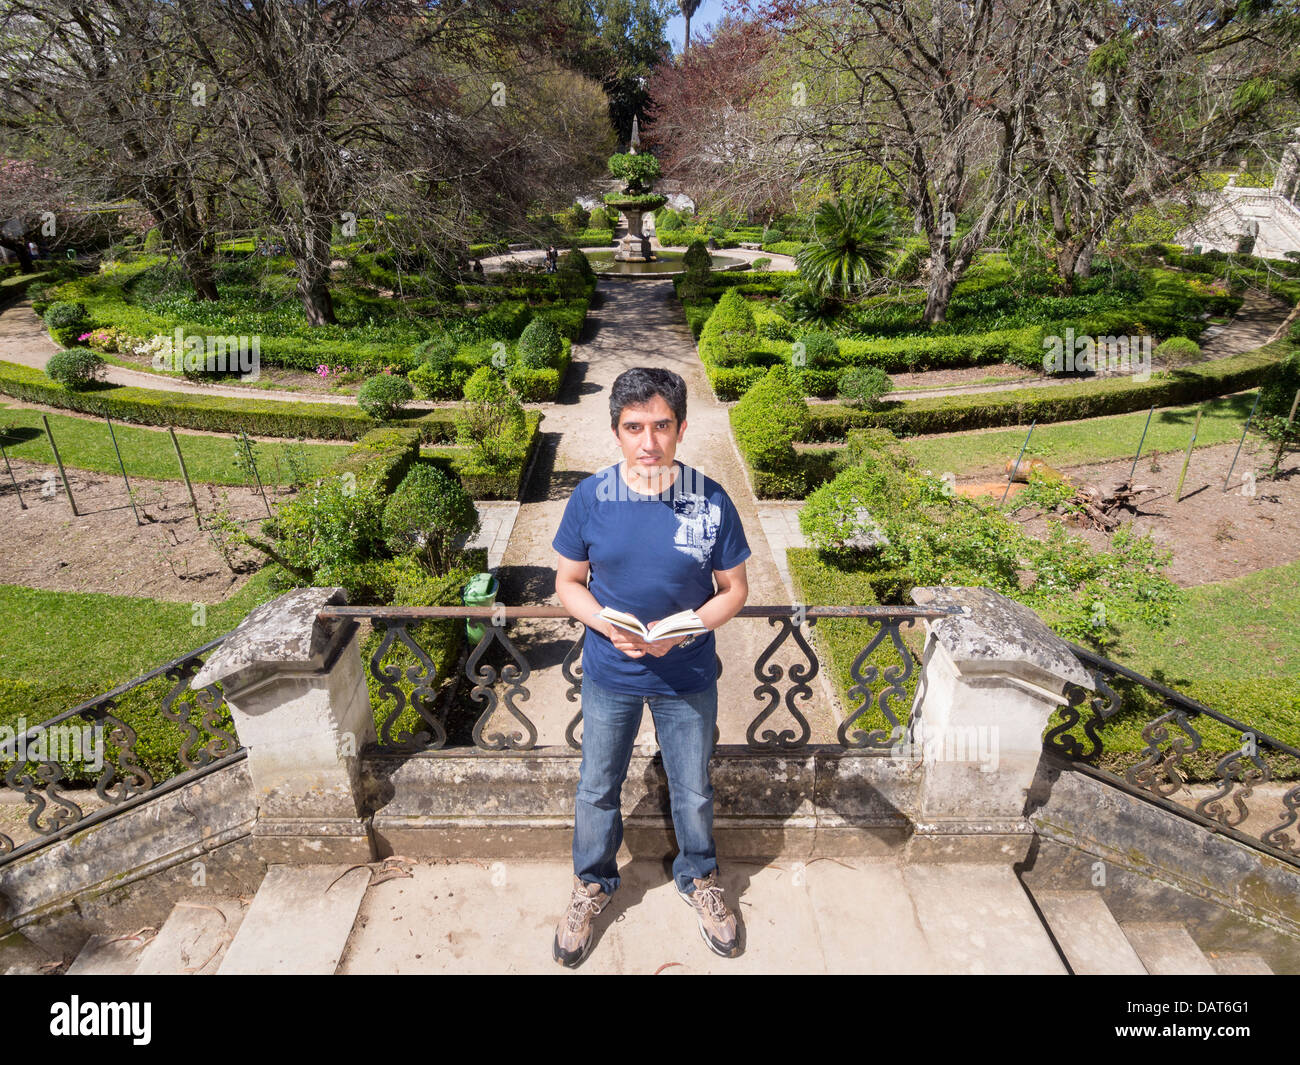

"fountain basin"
[585,250,748,276]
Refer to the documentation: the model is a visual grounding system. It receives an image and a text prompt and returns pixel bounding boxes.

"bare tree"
[1023,0,1300,290]
[761,0,1077,323]
[0,0,233,298]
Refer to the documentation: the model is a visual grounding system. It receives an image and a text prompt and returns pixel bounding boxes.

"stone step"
[1030,890,1147,975]
[1119,922,1217,975]
[65,930,156,976]
[134,898,249,975]
[337,858,1067,975]
[216,865,371,975]
[1207,952,1274,975]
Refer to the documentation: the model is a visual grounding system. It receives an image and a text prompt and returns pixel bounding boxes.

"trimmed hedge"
[0,357,545,496]
[328,427,422,494]
[803,341,1293,442]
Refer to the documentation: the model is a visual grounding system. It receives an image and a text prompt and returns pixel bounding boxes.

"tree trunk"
[298,270,336,326]
[923,247,958,325]
[0,237,34,273]
[1076,237,1097,280]
[286,215,337,326]
[1054,240,1080,295]
[684,15,692,54]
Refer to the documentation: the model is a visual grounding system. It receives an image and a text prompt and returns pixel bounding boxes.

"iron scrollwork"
[747,614,819,750]
[838,618,916,749]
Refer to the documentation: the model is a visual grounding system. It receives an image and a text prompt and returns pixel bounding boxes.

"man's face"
[612,394,685,483]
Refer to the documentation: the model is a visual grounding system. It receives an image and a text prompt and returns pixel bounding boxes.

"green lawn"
[0,403,348,485]
[0,569,280,723]
[900,391,1262,477]
[1099,559,1300,750]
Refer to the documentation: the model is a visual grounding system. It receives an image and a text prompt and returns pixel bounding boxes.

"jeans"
[573,674,719,897]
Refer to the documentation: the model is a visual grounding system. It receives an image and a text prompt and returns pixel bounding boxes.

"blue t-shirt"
[552,459,751,696]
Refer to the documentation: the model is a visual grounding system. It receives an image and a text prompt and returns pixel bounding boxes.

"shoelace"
[692,883,730,922]
[565,888,603,932]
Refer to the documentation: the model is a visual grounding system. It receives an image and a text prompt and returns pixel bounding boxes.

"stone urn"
[607,194,667,262]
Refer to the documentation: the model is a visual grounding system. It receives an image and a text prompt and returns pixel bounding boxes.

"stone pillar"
[192,587,377,863]
[903,586,1094,863]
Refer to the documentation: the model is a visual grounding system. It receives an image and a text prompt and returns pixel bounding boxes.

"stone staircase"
[30,859,1276,975]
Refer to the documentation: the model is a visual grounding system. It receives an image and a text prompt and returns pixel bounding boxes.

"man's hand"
[640,621,689,658]
[608,625,653,659]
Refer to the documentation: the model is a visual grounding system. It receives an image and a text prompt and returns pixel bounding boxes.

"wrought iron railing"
[1047,642,1300,868]
[0,634,240,865]
[318,604,963,755]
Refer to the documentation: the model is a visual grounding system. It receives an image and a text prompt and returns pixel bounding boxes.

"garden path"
[492,276,847,747]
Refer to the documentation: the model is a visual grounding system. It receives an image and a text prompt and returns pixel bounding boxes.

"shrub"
[800,462,902,558]
[45,348,105,390]
[416,334,459,366]
[30,284,59,317]
[556,203,590,233]
[683,239,712,277]
[700,289,757,367]
[358,374,415,420]
[1261,349,1300,417]
[382,463,481,574]
[457,366,527,469]
[761,228,784,244]
[1154,336,1202,368]
[44,300,91,347]
[731,365,811,493]
[751,257,772,272]
[656,207,684,231]
[517,316,564,368]
[793,330,838,369]
[763,240,804,256]
[838,366,894,409]
[759,316,794,341]
[560,248,595,282]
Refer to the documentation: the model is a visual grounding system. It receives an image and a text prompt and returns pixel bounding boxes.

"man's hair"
[609,367,687,431]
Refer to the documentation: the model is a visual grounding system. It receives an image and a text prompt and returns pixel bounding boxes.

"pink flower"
[79,332,92,341]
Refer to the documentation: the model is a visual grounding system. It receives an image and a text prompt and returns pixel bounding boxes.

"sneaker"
[553,876,610,968]
[677,870,739,957]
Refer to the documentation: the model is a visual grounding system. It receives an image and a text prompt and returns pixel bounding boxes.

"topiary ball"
[46,348,104,390]
[358,374,414,420]
[516,316,564,369]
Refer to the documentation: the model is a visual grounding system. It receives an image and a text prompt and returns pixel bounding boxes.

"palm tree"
[679,0,703,54]
[794,195,897,299]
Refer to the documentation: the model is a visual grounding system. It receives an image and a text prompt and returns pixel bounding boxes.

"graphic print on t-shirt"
[671,494,721,566]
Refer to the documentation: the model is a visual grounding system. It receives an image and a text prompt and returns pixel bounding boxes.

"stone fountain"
[607,117,667,263]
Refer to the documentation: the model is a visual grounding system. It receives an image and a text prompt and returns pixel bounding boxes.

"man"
[550,366,751,968]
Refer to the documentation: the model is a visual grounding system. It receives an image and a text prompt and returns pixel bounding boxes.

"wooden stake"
[0,440,26,509]
[1223,391,1261,491]
[240,430,272,518]
[169,427,201,527]
[1128,406,1155,482]
[1175,406,1204,503]
[41,414,78,516]
[1000,420,1036,505]
[105,415,141,525]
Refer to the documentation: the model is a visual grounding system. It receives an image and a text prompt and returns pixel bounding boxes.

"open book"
[598,607,707,641]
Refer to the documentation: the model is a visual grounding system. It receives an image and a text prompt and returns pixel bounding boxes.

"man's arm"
[696,561,749,633]
[554,553,652,657]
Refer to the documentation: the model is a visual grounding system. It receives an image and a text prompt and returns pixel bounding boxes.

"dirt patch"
[998,438,1300,587]
[0,458,279,602]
